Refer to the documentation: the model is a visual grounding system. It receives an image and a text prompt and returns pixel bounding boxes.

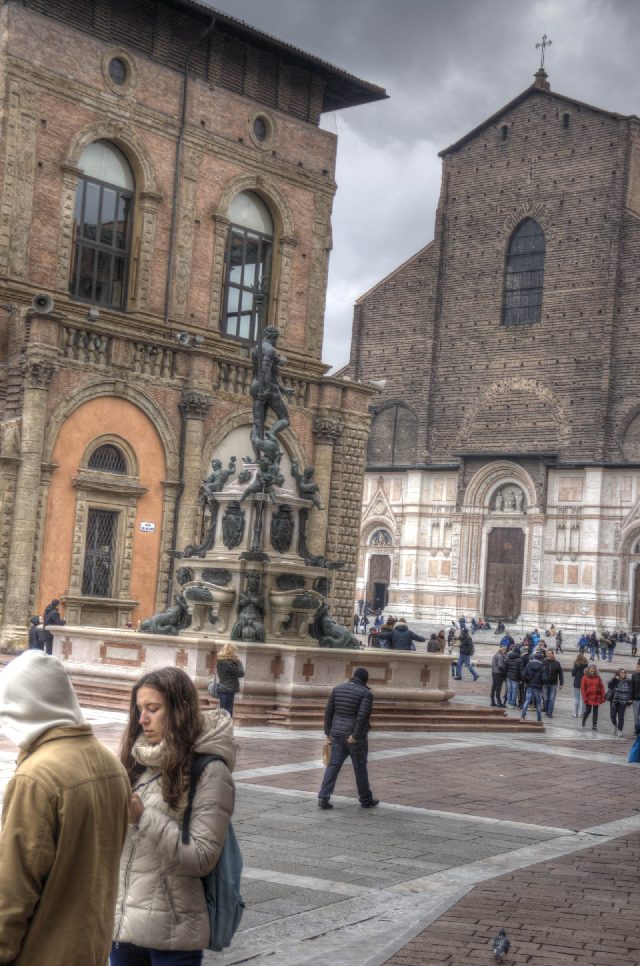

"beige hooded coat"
[113,708,236,952]
[0,650,131,966]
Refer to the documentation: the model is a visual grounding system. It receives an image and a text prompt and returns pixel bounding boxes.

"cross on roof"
[535,34,552,69]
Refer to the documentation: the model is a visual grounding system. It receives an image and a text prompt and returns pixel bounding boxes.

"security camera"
[193,334,205,346]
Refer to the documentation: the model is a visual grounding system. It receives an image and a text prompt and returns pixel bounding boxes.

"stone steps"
[0,656,543,732]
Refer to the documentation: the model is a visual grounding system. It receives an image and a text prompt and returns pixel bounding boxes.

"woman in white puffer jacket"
[111,667,236,965]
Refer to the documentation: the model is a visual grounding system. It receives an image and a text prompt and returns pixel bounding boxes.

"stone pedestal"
[50,626,455,726]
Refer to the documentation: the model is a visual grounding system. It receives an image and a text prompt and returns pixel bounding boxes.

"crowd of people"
[488,636,640,733]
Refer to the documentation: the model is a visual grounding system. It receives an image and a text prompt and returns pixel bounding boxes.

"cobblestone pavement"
[1,690,639,964]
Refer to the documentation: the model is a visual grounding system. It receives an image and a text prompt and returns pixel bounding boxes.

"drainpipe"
[164,16,215,603]
[164,14,216,324]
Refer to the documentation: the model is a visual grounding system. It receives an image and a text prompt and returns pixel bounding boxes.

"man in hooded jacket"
[0,650,130,966]
[378,618,425,651]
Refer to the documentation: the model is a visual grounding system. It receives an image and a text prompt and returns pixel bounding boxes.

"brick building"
[0,0,385,648]
[348,68,640,631]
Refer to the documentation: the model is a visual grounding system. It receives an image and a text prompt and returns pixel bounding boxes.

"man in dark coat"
[317,668,378,810]
[378,619,425,651]
[42,600,66,656]
[455,630,479,681]
[520,649,546,722]
[543,648,564,718]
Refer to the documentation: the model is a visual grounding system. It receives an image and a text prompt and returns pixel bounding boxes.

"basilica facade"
[0,0,384,647]
[348,69,640,632]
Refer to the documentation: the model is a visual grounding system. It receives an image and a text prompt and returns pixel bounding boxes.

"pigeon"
[492,928,510,962]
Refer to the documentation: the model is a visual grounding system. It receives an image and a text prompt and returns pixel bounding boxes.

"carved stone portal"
[492,484,526,512]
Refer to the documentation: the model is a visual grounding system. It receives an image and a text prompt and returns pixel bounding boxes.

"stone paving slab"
[383,830,640,966]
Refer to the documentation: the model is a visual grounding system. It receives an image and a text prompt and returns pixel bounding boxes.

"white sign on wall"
[139,521,156,532]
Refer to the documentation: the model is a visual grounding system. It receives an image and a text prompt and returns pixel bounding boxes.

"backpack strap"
[182,753,227,844]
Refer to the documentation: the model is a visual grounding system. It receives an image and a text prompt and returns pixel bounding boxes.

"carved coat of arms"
[222,501,245,550]
[270,505,294,554]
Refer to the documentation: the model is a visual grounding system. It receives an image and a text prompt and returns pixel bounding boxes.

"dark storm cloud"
[206,0,640,367]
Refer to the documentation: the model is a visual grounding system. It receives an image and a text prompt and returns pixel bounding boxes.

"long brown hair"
[120,667,201,809]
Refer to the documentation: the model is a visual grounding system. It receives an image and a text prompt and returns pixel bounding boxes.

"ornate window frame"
[64,436,146,627]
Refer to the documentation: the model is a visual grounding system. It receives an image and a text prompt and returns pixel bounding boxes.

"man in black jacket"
[542,648,564,718]
[317,667,378,810]
[520,649,546,722]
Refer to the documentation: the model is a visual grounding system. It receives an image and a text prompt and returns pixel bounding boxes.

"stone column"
[175,390,213,552]
[309,417,343,557]
[2,356,56,650]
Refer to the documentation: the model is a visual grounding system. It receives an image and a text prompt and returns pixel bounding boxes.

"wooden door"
[367,555,391,610]
[484,528,525,620]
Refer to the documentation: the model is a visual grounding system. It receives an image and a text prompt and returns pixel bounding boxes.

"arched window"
[88,444,127,474]
[223,191,273,341]
[70,141,134,309]
[502,218,545,326]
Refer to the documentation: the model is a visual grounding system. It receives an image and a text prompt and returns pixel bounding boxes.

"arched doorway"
[367,555,391,611]
[484,528,525,620]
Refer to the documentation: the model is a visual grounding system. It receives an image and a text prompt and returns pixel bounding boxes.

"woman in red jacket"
[581,664,606,731]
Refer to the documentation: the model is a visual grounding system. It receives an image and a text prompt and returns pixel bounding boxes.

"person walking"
[520,649,546,722]
[455,630,479,681]
[379,618,425,651]
[111,667,236,965]
[214,643,245,717]
[606,668,633,737]
[581,664,606,731]
[571,653,589,717]
[631,633,638,658]
[317,667,378,810]
[0,650,130,966]
[555,628,563,653]
[542,648,564,718]
[588,632,599,662]
[490,646,507,707]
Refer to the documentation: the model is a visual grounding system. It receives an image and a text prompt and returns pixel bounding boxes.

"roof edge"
[170,0,388,110]
[355,242,435,305]
[439,83,639,158]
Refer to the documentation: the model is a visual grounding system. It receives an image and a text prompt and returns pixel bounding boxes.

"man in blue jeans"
[318,667,378,810]
[521,649,546,722]
[542,648,564,718]
[455,630,479,681]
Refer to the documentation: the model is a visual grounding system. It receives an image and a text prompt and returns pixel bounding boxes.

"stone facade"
[0,0,384,648]
[348,70,640,632]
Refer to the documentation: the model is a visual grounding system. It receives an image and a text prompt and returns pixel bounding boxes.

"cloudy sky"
[208,0,640,369]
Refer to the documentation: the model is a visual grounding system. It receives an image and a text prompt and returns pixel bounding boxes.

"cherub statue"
[202,456,236,507]
[240,456,284,503]
[291,460,323,509]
